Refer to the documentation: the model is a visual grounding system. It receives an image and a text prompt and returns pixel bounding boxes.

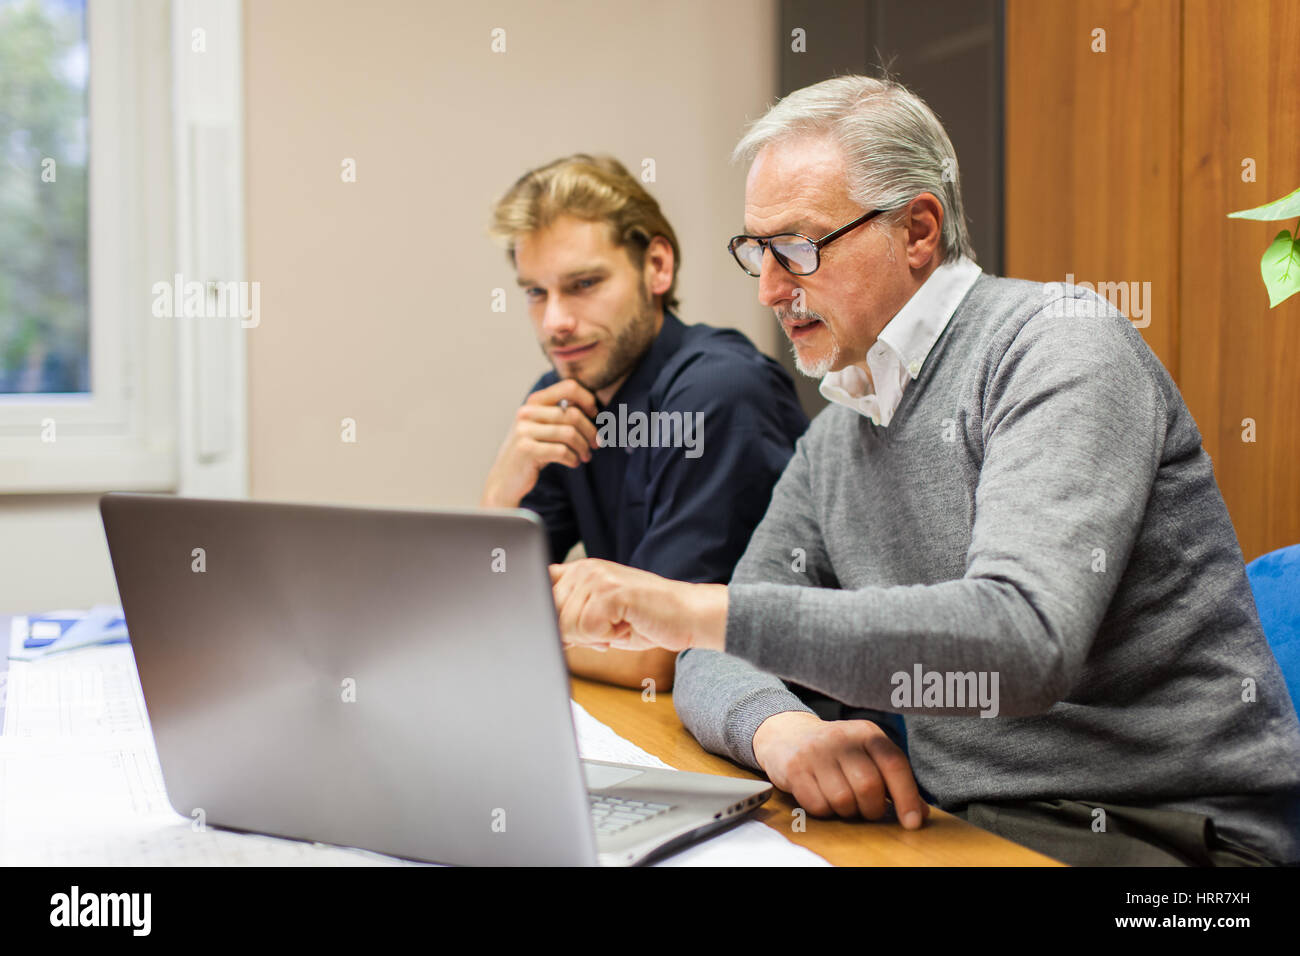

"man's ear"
[644,235,675,299]
[905,193,944,270]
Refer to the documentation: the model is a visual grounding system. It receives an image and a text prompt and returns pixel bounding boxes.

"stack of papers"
[0,609,826,866]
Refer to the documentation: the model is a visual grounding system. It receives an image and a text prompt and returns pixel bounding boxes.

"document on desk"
[570,701,829,866]
[0,617,10,733]
[0,639,824,865]
[0,644,419,866]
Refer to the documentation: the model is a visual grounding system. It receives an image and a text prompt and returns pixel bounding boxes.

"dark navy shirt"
[519,311,809,584]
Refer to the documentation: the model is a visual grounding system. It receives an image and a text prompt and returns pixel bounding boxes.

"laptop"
[99,492,772,866]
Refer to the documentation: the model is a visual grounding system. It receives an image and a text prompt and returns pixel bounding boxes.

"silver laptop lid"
[100,492,598,866]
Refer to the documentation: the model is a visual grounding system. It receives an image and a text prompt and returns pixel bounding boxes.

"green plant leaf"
[1261,229,1300,308]
[1228,185,1300,221]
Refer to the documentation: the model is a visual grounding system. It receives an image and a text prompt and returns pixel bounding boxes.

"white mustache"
[776,307,825,326]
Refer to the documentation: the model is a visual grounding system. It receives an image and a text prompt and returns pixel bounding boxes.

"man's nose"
[757,251,797,309]
[541,296,578,338]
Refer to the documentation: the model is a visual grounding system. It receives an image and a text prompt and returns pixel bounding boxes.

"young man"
[549,79,1300,866]
[484,154,808,692]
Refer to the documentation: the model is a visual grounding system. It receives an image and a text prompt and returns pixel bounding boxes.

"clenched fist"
[481,379,601,509]
[548,558,728,653]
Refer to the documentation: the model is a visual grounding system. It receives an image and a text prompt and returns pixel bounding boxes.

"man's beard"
[553,282,658,395]
[776,305,840,378]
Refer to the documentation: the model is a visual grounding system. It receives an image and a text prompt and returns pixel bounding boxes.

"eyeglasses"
[727,209,886,277]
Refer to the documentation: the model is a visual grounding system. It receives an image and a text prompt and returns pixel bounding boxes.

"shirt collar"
[876,255,981,378]
[818,256,981,419]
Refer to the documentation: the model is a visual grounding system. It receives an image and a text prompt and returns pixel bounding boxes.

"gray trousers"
[955,799,1281,867]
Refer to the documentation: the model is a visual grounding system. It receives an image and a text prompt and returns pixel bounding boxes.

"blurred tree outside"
[0,0,88,395]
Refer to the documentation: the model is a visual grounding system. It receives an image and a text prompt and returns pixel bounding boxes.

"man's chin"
[552,355,595,380]
[791,345,836,379]
[555,364,613,395]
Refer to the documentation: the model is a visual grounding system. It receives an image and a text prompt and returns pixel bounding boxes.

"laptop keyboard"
[589,794,674,836]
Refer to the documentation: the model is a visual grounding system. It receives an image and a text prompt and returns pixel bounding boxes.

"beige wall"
[244,0,780,509]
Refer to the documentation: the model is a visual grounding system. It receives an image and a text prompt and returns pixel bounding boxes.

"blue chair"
[1245,544,1300,716]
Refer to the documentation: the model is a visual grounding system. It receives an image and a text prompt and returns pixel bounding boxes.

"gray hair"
[733,74,976,264]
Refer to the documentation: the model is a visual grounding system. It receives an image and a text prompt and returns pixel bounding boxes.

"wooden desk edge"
[571,677,1065,867]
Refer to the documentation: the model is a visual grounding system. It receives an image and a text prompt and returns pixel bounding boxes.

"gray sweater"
[674,273,1300,863]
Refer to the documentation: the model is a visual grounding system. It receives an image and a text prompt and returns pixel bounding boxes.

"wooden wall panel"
[1008,0,1300,560]
[1181,0,1300,561]
[1005,0,1181,376]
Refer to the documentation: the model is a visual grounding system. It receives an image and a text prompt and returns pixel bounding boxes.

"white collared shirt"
[819,256,982,426]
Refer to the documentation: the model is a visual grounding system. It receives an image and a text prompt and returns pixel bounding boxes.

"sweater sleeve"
[722,302,1169,717]
[672,430,832,770]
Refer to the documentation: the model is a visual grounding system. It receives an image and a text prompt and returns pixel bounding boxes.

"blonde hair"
[489,154,682,311]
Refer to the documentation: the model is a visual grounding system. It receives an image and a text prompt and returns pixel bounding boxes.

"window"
[0,0,243,496]
[0,0,89,397]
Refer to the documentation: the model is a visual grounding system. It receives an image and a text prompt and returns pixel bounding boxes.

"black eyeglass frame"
[726,208,888,277]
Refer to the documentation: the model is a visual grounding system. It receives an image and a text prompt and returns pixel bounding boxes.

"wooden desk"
[571,677,1064,866]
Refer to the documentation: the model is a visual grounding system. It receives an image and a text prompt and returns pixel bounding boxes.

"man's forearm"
[672,648,816,770]
[480,486,520,509]
[723,577,1076,717]
[565,645,676,692]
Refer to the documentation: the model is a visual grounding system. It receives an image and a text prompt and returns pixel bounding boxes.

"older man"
[549,76,1300,866]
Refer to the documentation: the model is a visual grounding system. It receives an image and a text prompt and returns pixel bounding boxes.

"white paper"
[0,643,421,866]
[0,633,824,865]
[570,700,828,866]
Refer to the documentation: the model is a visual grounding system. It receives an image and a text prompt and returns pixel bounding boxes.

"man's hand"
[752,711,929,830]
[548,558,728,653]
[481,379,601,508]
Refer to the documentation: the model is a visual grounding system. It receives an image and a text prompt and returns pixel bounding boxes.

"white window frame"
[170,0,247,499]
[0,0,247,499]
